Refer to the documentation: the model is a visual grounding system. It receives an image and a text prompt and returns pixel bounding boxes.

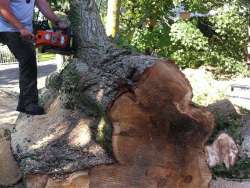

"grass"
[37,53,56,62]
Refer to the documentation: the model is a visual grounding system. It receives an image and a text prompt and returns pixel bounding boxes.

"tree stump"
[11,0,215,187]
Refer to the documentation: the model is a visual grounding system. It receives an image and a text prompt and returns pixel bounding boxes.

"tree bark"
[11,0,215,187]
[247,21,250,68]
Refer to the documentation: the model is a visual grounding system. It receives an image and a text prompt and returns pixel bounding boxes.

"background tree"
[47,0,70,13]
[117,0,249,74]
[46,0,249,75]
[240,0,250,66]
[105,0,121,38]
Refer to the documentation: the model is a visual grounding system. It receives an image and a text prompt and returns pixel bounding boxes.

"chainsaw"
[34,19,74,55]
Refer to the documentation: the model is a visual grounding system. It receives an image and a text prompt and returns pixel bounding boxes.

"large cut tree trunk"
[11,0,215,187]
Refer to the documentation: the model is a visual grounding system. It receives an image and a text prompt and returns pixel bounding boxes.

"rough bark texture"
[11,0,216,187]
[11,98,113,174]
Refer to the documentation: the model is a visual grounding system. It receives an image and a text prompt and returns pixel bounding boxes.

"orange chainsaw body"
[35,30,70,49]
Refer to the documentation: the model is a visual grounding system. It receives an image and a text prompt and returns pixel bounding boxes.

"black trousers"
[0,32,38,109]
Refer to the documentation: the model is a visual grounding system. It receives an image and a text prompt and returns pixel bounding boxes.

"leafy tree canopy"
[48,0,250,75]
[116,0,249,74]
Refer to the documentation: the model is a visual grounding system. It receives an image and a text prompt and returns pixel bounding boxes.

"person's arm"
[36,0,59,24]
[36,0,68,29]
[0,0,34,39]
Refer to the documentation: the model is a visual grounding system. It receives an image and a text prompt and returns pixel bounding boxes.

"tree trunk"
[106,0,121,38]
[11,0,215,187]
[247,21,250,68]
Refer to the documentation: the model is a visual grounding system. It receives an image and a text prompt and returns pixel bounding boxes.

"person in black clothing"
[0,0,67,115]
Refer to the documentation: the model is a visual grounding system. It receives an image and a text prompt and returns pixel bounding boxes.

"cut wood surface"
[46,171,89,188]
[0,129,22,186]
[90,61,215,188]
[25,171,89,188]
[25,174,48,188]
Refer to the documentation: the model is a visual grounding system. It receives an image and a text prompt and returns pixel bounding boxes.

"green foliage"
[208,112,250,179]
[208,113,242,145]
[48,0,70,12]
[169,21,209,68]
[48,0,249,75]
[37,53,55,62]
[213,159,250,179]
[169,6,248,73]
[117,0,173,54]
[116,0,249,75]
[208,5,248,74]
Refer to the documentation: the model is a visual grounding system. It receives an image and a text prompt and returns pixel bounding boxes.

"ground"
[0,60,57,131]
[0,60,57,93]
[183,67,250,109]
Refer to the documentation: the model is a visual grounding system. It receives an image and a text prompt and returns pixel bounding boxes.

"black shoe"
[17,104,45,115]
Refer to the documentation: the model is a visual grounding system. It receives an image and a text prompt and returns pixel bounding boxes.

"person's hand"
[19,27,35,41]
